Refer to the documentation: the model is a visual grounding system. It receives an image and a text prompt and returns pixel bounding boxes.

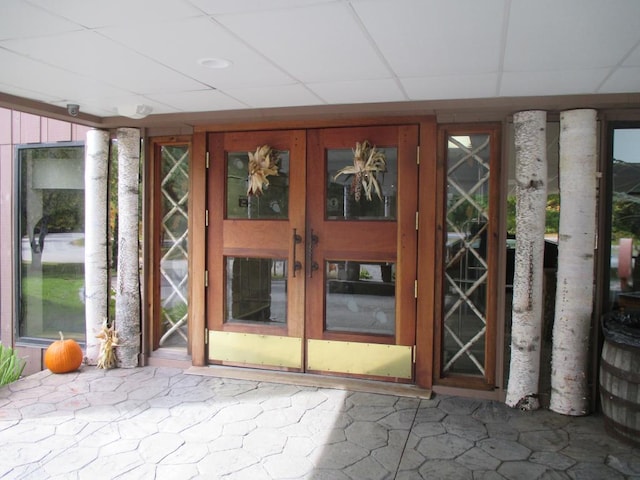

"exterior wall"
[0,107,90,375]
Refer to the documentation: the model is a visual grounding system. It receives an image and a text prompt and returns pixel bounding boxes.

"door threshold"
[185,365,432,399]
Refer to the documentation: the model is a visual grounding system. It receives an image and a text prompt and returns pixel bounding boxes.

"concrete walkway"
[0,366,639,479]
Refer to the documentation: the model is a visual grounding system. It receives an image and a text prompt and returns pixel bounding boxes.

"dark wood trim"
[190,132,207,366]
[415,117,438,389]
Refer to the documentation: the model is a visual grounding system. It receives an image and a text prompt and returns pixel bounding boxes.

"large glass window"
[608,127,640,311]
[17,144,85,341]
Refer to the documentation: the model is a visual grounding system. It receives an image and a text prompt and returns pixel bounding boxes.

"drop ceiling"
[0,0,639,123]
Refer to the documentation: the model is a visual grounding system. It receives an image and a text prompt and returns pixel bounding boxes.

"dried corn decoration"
[247,145,279,196]
[96,320,119,369]
[334,140,386,202]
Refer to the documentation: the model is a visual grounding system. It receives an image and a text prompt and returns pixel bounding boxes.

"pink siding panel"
[0,143,14,345]
[0,108,12,145]
[17,112,41,144]
[44,118,72,143]
[73,124,91,142]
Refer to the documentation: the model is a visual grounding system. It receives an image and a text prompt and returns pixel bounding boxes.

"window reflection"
[226,151,289,219]
[325,261,395,336]
[443,134,490,376]
[326,148,397,220]
[225,257,287,325]
[18,144,85,341]
[610,128,640,310]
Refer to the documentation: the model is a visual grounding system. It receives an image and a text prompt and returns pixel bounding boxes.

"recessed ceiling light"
[197,57,232,69]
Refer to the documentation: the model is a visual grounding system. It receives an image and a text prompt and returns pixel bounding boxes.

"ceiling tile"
[0,1,80,40]
[98,17,295,89]
[309,79,407,104]
[402,73,498,100]
[27,0,202,28]
[353,0,505,77]
[505,0,640,72]
[0,49,129,110]
[599,67,640,94]
[223,84,323,109]
[215,2,390,82]
[146,89,248,112]
[188,0,333,15]
[1,30,205,94]
[623,43,640,67]
[500,69,610,97]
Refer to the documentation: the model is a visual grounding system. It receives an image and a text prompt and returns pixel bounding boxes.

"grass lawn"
[21,263,85,340]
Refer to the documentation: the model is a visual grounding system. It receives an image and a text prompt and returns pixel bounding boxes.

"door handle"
[308,229,319,278]
[292,228,303,277]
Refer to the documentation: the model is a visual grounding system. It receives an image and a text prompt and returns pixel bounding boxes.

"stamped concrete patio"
[1,366,639,479]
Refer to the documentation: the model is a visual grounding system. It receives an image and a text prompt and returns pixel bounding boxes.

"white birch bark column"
[550,109,597,416]
[115,127,141,368]
[506,110,547,410]
[84,129,110,365]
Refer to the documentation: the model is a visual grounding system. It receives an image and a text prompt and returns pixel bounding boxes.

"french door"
[206,125,418,382]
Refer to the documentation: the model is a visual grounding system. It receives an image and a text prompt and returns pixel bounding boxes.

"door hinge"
[205,209,209,227]
[206,151,210,169]
[413,345,417,363]
[416,145,420,165]
[414,280,418,299]
[415,211,419,230]
[205,328,209,345]
[205,270,209,288]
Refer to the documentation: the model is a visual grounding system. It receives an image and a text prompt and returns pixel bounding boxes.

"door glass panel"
[444,134,490,376]
[325,261,395,335]
[225,257,287,325]
[159,144,189,348]
[226,151,290,219]
[609,128,640,310]
[326,147,397,220]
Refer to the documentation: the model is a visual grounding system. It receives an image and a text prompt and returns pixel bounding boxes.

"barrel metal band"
[600,358,640,384]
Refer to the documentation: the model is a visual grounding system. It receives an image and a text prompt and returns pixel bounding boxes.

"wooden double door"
[206,125,419,382]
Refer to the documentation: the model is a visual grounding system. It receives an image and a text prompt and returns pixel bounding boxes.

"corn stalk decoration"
[247,145,279,196]
[334,140,387,202]
[96,321,119,369]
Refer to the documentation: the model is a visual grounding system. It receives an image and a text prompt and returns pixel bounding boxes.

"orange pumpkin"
[45,331,84,373]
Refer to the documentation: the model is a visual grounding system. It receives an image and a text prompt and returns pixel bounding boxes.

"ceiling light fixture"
[117,104,153,119]
[197,57,232,69]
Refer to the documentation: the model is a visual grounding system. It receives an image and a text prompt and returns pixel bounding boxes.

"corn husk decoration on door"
[334,140,387,201]
[247,145,279,196]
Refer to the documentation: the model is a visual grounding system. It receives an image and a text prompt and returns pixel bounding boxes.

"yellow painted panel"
[209,331,302,369]
[307,340,413,379]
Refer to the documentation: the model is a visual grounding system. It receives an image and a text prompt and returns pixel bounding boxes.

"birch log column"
[115,128,141,368]
[84,129,110,365]
[506,110,547,410]
[550,109,597,416]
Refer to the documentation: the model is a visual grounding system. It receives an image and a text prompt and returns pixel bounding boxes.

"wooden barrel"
[599,337,640,448]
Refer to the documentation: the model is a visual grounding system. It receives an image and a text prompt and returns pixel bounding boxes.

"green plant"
[0,343,26,386]
[359,267,372,280]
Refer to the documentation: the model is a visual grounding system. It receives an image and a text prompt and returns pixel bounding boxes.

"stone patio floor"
[1,366,639,479]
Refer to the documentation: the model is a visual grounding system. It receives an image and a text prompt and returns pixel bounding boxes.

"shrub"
[0,343,26,386]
